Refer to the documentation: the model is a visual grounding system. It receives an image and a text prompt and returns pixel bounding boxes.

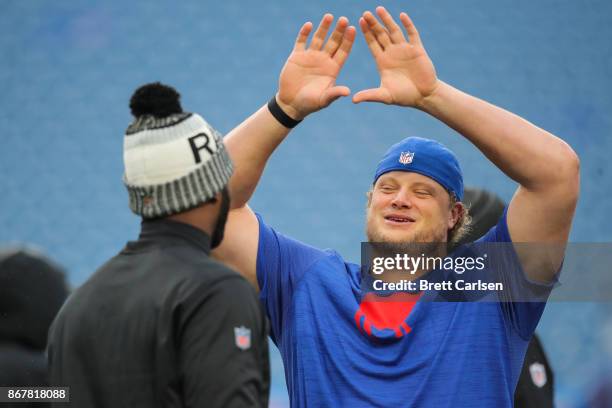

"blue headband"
[373,137,464,201]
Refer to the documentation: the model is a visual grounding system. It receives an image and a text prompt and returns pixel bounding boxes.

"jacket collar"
[137,219,212,254]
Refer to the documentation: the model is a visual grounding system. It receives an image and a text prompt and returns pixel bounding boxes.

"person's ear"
[448,201,463,229]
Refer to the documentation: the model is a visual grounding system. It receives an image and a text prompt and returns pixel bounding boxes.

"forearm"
[418,81,579,192]
[224,103,291,209]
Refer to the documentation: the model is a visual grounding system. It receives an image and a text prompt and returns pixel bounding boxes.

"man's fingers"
[375,6,406,44]
[399,12,422,46]
[293,22,313,52]
[321,86,351,107]
[352,88,392,104]
[323,17,348,56]
[359,18,382,57]
[309,14,334,50]
[332,26,356,66]
[362,11,391,49]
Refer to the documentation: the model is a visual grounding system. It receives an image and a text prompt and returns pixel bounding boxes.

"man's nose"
[390,190,412,209]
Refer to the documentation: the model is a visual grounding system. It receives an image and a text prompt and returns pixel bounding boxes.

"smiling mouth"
[384,215,415,224]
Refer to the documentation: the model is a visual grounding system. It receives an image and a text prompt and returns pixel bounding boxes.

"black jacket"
[48,219,269,407]
[514,334,554,408]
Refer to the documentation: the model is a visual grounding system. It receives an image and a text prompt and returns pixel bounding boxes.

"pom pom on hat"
[129,82,183,118]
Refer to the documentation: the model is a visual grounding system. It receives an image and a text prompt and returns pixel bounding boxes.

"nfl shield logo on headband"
[399,151,415,165]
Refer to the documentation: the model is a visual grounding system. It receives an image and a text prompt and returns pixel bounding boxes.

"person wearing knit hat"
[211,7,579,408]
[123,82,233,246]
[48,83,270,408]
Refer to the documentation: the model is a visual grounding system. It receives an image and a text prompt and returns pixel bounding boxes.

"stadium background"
[1,0,611,406]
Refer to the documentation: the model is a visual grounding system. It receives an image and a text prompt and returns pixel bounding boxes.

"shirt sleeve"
[255,213,328,345]
[476,208,556,340]
[179,277,270,408]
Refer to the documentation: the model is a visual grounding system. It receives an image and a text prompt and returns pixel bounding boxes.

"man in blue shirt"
[214,7,579,407]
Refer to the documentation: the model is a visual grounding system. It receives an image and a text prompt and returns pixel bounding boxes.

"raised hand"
[353,7,438,108]
[277,14,356,120]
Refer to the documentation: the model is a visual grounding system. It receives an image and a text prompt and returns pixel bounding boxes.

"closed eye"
[379,185,396,193]
[415,189,432,197]
[378,184,395,192]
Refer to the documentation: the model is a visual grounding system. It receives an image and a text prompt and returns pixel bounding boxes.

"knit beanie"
[123,82,233,218]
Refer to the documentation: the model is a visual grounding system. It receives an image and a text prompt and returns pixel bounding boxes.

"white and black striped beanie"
[123,82,233,218]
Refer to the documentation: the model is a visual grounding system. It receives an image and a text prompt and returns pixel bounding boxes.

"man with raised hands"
[214,7,579,407]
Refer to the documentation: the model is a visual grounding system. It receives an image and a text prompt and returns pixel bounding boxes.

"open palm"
[353,7,438,108]
[277,15,356,120]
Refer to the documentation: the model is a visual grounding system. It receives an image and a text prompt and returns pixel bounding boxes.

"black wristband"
[267,96,302,128]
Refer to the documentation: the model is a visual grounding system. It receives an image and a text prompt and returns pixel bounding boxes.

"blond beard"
[365,221,447,244]
[365,222,449,280]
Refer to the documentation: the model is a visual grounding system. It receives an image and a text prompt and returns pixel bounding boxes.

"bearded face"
[366,171,457,244]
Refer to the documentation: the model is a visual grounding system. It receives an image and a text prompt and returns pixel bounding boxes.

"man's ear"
[448,201,463,229]
[366,190,373,208]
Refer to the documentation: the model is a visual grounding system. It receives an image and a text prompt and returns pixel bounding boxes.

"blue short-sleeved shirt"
[256,210,552,407]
